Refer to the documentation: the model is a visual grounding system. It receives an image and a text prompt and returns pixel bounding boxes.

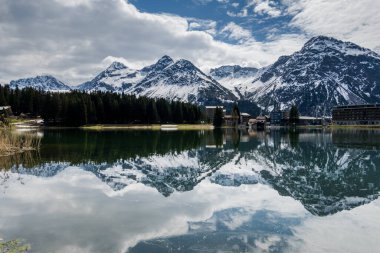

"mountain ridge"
[242,36,380,115]
[9,75,71,92]
[7,36,380,115]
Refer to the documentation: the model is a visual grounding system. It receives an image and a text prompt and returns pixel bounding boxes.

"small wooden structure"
[0,106,12,116]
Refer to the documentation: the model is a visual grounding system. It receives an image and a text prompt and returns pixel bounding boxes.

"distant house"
[298,116,323,126]
[333,104,380,125]
[240,113,252,125]
[270,110,289,126]
[224,112,252,127]
[205,106,226,123]
[223,114,239,126]
[255,116,268,130]
[270,109,327,126]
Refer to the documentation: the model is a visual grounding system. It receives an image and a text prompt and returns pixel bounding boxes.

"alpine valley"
[6,36,380,116]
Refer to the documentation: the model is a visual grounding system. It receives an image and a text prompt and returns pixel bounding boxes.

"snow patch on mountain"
[9,75,71,92]
[210,65,259,98]
[128,58,237,104]
[76,61,145,92]
[241,36,380,115]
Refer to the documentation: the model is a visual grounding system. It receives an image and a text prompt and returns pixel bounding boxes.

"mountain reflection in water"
[1,129,380,253]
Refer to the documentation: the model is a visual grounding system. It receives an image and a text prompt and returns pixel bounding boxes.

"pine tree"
[213,107,224,127]
[147,100,160,123]
[0,87,6,106]
[1,86,203,126]
[289,104,300,125]
[232,103,241,126]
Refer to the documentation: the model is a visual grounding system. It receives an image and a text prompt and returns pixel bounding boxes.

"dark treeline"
[0,86,204,126]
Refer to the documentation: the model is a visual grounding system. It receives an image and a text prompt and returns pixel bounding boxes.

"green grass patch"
[0,239,30,253]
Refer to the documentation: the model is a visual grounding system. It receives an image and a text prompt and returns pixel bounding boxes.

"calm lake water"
[1,129,380,253]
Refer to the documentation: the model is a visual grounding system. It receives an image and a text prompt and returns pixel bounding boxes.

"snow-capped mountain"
[128,58,237,104]
[75,61,145,92]
[75,55,236,104]
[139,55,174,75]
[241,36,380,115]
[210,65,258,98]
[9,75,71,92]
[7,36,380,113]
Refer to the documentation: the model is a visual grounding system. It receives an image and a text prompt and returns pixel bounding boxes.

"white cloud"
[285,0,380,52]
[234,0,283,18]
[227,8,248,17]
[231,2,239,8]
[192,0,213,5]
[0,0,304,85]
[187,18,217,36]
[53,0,91,7]
[253,0,282,17]
[220,22,253,42]
[3,0,378,86]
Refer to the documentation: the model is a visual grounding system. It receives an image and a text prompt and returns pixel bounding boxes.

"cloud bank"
[0,0,379,85]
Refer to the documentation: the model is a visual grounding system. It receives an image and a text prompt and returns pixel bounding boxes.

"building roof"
[0,106,11,110]
[224,115,239,119]
[240,112,251,116]
[299,116,320,120]
[205,106,224,109]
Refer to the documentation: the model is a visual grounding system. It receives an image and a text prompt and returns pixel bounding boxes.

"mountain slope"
[75,61,145,92]
[210,65,258,98]
[9,75,71,92]
[74,55,236,105]
[243,36,380,115]
[128,58,237,104]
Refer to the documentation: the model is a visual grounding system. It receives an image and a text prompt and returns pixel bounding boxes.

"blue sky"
[0,0,379,85]
[129,0,298,43]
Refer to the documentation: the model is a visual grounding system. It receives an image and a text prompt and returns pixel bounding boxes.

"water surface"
[1,129,380,253]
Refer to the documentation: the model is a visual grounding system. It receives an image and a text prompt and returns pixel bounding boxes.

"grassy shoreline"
[8,118,380,131]
[0,130,40,157]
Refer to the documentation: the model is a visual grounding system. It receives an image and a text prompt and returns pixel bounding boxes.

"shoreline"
[8,119,380,131]
[0,129,39,157]
[328,124,380,129]
[80,124,215,131]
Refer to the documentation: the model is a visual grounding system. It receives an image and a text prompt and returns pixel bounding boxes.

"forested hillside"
[0,86,203,126]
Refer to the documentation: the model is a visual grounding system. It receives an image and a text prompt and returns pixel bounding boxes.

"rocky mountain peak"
[106,61,128,72]
[175,59,197,69]
[210,65,258,79]
[245,37,380,115]
[9,75,71,91]
[301,36,380,58]
[157,55,174,65]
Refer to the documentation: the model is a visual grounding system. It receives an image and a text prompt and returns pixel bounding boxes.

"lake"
[1,129,380,253]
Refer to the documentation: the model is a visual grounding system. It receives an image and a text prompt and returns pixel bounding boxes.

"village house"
[205,106,226,123]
